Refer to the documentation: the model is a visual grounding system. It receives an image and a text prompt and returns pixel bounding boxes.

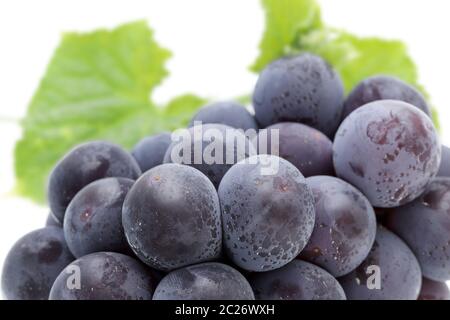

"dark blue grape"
[299,176,376,277]
[64,177,134,258]
[1,227,74,300]
[418,278,450,300]
[342,75,431,120]
[49,252,158,300]
[254,122,334,177]
[386,178,450,281]
[122,164,222,271]
[48,141,141,222]
[218,155,315,272]
[249,260,346,300]
[189,101,258,131]
[131,132,172,173]
[438,145,450,177]
[164,124,255,188]
[333,100,441,208]
[46,212,62,228]
[153,262,254,300]
[252,53,344,137]
[339,226,422,300]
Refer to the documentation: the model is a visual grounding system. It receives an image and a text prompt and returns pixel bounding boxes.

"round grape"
[418,277,450,300]
[438,145,450,177]
[131,133,172,173]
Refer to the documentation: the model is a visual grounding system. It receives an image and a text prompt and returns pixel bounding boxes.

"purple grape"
[252,53,344,137]
[299,176,377,277]
[46,212,62,228]
[339,226,422,300]
[48,141,141,222]
[333,100,441,208]
[418,278,450,300]
[189,101,258,131]
[122,164,222,271]
[218,155,315,272]
[254,122,334,177]
[386,178,450,281]
[1,227,74,300]
[249,260,346,300]
[131,133,172,173]
[153,262,254,300]
[438,145,450,177]
[342,75,431,120]
[49,252,159,300]
[64,177,134,258]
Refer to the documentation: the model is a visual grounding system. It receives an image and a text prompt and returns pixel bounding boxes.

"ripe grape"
[46,213,62,228]
[131,133,172,173]
[49,252,159,300]
[438,145,450,177]
[1,227,74,300]
[252,53,344,137]
[122,164,222,271]
[254,122,334,177]
[299,176,377,277]
[153,262,254,300]
[333,100,441,208]
[48,141,141,222]
[189,101,258,131]
[64,177,134,258]
[418,277,450,300]
[339,226,422,300]
[249,260,346,300]
[386,178,450,281]
[218,155,315,272]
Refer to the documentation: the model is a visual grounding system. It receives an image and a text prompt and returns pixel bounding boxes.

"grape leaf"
[14,21,205,203]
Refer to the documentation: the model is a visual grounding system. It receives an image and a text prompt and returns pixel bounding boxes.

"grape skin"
[153,262,254,300]
[418,277,450,300]
[254,122,334,177]
[342,75,431,120]
[218,155,315,272]
[438,145,450,177]
[131,132,172,173]
[122,164,222,271]
[64,177,134,258]
[46,212,62,228]
[48,141,141,222]
[338,226,422,300]
[164,124,255,188]
[1,227,74,300]
[386,178,450,281]
[49,252,159,300]
[333,100,441,208]
[249,260,346,300]
[189,101,258,131]
[252,53,344,138]
[299,176,377,277]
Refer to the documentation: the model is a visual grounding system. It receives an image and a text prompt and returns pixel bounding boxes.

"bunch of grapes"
[2,53,449,300]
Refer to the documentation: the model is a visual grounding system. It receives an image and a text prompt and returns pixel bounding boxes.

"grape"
[342,75,431,120]
[1,227,74,300]
[249,260,346,300]
[252,53,344,137]
[218,154,315,272]
[49,252,158,300]
[438,145,450,177]
[254,122,334,177]
[164,124,255,188]
[122,164,222,271]
[333,100,441,208]
[189,101,258,131]
[386,178,450,281]
[46,212,62,228]
[48,141,141,222]
[64,177,134,258]
[339,226,422,300]
[418,278,450,300]
[299,176,377,277]
[131,132,172,173]
[153,262,254,300]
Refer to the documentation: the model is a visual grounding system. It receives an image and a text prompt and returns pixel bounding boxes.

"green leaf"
[162,94,208,129]
[14,21,205,203]
[251,0,322,72]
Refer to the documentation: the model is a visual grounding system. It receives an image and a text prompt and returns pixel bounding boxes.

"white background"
[0,0,449,296]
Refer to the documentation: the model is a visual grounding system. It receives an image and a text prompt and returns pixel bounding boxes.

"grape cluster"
[2,53,449,300]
